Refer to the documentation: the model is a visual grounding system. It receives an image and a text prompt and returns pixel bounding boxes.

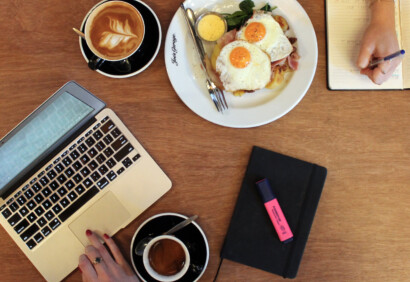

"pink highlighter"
[256,178,293,243]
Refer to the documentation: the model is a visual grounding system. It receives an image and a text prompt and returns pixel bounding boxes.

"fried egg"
[216,40,271,92]
[236,11,293,62]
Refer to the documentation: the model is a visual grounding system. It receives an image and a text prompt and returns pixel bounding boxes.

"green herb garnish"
[223,0,277,31]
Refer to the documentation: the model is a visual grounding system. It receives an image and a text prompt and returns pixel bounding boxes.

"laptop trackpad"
[68,192,131,246]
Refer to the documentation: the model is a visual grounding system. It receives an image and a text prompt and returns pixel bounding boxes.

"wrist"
[370,0,396,26]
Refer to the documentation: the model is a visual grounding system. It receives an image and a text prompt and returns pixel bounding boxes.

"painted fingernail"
[86,229,92,236]
[103,233,109,239]
[78,266,82,273]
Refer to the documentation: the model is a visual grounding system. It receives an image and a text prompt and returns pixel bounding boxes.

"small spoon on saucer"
[72,27,85,39]
[134,215,198,256]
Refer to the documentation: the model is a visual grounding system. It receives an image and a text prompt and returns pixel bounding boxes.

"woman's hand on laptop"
[78,230,140,282]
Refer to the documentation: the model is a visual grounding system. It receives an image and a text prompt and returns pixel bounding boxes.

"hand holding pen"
[356,0,402,85]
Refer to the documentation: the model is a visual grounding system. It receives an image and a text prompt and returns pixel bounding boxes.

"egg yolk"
[229,47,251,68]
[245,22,266,43]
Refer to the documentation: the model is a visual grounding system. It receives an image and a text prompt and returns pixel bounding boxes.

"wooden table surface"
[0,0,409,281]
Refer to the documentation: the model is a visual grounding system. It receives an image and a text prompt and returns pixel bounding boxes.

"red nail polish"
[103,233,109,239]
[78,267,82,273]
[86,229,92,236]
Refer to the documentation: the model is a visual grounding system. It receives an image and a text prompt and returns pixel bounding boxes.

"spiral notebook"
[220,146,327,278]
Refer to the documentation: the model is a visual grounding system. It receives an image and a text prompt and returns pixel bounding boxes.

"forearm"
[369,0,396,27]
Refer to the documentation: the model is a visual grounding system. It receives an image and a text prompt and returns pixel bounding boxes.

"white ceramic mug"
[142,235,190,282]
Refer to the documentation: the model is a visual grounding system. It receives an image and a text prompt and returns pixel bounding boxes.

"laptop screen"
[0,92,93,194]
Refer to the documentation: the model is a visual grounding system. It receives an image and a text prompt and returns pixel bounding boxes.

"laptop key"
[70,149,80,160]
[42,200,52,210]
[47,169,57,180]
[62,157,72,166]
[107,171,117,181]
[75,185,85,195]
[21,224,39,241]
[49,218,61,230]
[41,226,51,237]
[97,177,109,189]
[96,141,106,152]
[44,211,54,221]
[8,213,22,226]
[19,206,29,217]
[132,154,141,162]
[81,154,90,165]
[65,180,75,190]
[57,187,67,197]
[24,189,34,199]
[117,167,125,175]
[52,204,62,215]
[34,232,44,244]
[64,167,74,177]
[50,193,60,204]
[68,191,77,201]
[27,212,37,223]
[111,128,121,138]
[106,158,116,168]
[88,160,98,171]
[58,186,99,222]
[73,161,83,171]
[93,130,103,140]
[34,194,44,204]
[42,187,51,197]
[114,144,134,162]
[60,197,70,208]
[96,154,106,164]
[90,172,101,182]
[57,174,67,185]
[111,136,127,151]
[32,183,42,193]
[78,143,88,153]
[122,157,133,168]
[103,135,113,145]
[88,147,98,158]
[83,178,93,188]
[26,239,37,250]
[49,180,60,191]
[37,217,47,227]
[85,137,95,147]
[39,176,49,187]
[103,147,114,158]
[100,120,114,133]
[10,202,19,212]
[27,200,36,210]
[14,219,29,234]
[34,206,45,216]
[17,196,27,206]
[54,163,65,173]
[98,165,109,175]
[73,173,83,184]
[81,167,91,177]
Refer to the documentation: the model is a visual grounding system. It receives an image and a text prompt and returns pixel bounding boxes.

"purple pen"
[369,49,405,67]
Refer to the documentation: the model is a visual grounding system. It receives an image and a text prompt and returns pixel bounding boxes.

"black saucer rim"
[78,0,162,78]
[130,213,210,282]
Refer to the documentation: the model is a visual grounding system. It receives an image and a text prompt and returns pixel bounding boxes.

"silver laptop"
[0,81,172,281]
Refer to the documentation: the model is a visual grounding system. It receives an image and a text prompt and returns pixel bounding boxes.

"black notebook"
[220,146,327,278]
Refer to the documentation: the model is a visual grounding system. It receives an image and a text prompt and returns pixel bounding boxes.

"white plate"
[164,0,317,128]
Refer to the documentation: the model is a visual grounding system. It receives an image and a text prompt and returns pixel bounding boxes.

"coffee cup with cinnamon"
[142,235,190,281]
[83,0,145,70]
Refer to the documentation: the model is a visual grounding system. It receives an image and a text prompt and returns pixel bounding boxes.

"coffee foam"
[86,2,144,61]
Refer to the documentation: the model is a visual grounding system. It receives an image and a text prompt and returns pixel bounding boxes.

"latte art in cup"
[85,1,145,61]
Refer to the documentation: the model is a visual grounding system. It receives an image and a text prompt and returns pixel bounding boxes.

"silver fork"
[181,4,228,112]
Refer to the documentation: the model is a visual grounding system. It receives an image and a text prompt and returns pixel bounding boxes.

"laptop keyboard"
[0,116,141,250]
